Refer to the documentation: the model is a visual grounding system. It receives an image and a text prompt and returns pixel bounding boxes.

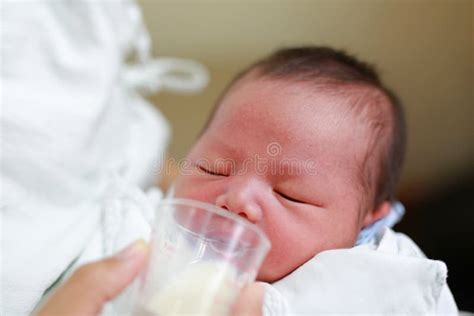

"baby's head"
[174,46,406,282]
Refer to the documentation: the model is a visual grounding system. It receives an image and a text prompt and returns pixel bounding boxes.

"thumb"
[36,240,149,316]
[232,282,265,316]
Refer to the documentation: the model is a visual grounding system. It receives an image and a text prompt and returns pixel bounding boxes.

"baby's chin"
[256,259,302,283]
[256,267,300,283]
[256,271,281,283]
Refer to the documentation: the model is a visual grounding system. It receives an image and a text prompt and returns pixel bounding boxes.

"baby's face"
[174,77,378,282]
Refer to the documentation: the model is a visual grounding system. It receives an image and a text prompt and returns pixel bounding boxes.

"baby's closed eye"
[195,163,228,177]
[274,190,307,204]
[274,188,324,208]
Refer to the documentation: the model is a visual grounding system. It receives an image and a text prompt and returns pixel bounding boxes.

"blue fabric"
[355,201,405,246]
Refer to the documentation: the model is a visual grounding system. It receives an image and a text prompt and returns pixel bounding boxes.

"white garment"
[263,227,458,315]
[0,1,207,314]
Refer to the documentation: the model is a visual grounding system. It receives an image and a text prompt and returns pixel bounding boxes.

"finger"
[232,282,265,316]
[36,240,149,316]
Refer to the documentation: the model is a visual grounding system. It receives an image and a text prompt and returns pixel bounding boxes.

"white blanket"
[263,227,458,315]
[1,1,207,314]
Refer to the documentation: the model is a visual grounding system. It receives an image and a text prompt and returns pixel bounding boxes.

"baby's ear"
[362,201,392,227]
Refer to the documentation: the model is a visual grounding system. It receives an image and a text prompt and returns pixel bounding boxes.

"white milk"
[140,261,239,316]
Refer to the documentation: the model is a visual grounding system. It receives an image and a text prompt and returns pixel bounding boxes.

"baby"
[171,47,457,313]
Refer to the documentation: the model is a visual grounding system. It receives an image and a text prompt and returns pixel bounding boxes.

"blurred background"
[138,0,473,310]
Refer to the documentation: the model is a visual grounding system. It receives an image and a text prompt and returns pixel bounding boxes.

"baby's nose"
[215,184,263,224]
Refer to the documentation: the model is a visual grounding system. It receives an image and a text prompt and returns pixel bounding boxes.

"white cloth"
[263,227,458,315]
[0,1,207,314]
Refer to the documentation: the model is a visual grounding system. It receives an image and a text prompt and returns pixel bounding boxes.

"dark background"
[398,171,474,311]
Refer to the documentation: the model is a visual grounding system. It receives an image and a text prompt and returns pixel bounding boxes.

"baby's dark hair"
[207,46,407,207]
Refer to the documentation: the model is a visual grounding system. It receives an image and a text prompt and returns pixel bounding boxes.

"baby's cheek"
[326,210,363,248]
[257,223,316,282]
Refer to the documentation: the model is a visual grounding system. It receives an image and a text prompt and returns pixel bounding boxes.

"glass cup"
[133,198,271,316]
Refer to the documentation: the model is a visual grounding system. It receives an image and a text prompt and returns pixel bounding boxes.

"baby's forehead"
[216,76,391,136]
[211,79,386,161]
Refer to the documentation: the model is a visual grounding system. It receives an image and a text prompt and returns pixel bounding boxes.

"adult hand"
[35,239,265,316]
[232,282,265,316]
[35,240,149,316]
